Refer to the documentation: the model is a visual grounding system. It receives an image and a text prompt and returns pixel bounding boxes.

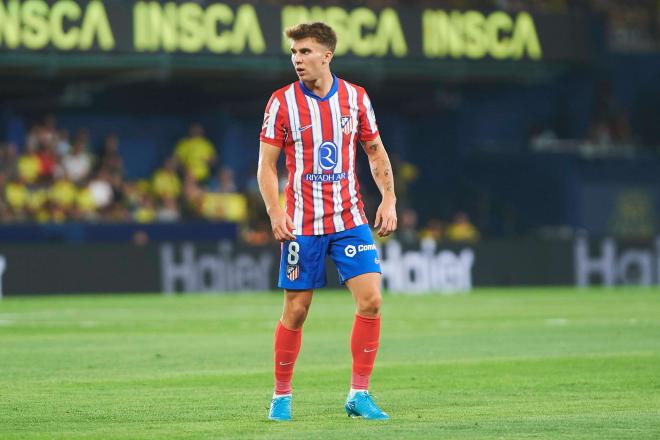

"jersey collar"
[298,74,338,102]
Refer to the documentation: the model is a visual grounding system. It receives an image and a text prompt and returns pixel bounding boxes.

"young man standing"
[258,22,397,421]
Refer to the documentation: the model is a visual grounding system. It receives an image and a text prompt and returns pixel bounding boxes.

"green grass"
[1,287,659,439]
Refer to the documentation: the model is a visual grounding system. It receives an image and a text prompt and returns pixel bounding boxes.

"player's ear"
[323,50,333,64]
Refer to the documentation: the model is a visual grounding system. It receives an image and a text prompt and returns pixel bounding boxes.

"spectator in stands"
[420,218,444,242]
[208,166,238,193]
[27,186,49,223]
[133,193,156,223]
[156,197,181,222]
[391,153,419,208]
[106,169,129,221]
[201,164,247,223]
[201,189,248,223]
[97,134,124,178]
[0,142,17,178]
[446,211,480,243]
[0,172,13,222]
[17,145,41,185]
[244,164,269,225]
[36,142,58,184]
[182,171,204,217]
[42,114,58,144]
[61,137,94,184]
[0,143,19,220]
[4,177,30,221]
[26,114,58,153]
[73,185,97,221]
[244,164,260,196]
[49,176,77,222]
[396,208,420,246]
[152,157,181,202]
[174,123,217,182]
[56,129,72,156]
[88,168,115,212]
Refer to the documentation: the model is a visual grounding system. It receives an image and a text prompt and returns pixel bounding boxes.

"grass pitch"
[1,287,659,439]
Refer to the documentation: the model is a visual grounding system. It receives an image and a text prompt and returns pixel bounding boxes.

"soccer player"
[258,22,397,421]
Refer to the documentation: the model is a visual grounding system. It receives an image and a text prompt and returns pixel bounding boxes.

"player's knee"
[357,292,382,316]
[293,301,310,319]
[284,302,309,328]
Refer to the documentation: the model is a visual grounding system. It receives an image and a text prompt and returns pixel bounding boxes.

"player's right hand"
[268,207,296,242]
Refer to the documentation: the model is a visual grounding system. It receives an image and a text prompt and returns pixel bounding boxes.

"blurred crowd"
[389,208,480,246]
[0,116,247,227]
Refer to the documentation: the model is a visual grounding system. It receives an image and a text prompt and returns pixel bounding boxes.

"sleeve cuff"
[359,130,379,142]
[259,136,284,148]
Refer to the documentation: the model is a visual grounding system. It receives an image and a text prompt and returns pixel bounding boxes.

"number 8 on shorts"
[287,242,300,266]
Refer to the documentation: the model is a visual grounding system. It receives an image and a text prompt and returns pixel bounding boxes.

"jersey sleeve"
[259,93,287,148]
[357,89,380,142]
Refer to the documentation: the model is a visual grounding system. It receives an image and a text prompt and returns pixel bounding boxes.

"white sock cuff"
[349,388,367,397]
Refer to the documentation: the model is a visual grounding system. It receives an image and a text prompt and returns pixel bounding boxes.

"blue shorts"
[278,224,382,290]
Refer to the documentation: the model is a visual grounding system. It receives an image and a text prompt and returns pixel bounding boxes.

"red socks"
[350,313,381,390]
[273,321,302,395]
[273,314,380,395]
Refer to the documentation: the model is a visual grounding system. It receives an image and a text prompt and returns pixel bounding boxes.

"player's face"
[290,38,332,81]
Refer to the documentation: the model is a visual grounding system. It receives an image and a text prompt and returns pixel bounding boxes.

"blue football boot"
[344,391,390,420]
[268,395,292,421]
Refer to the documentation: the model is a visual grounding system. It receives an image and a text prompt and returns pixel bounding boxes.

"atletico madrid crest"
[340,115,355,135]
[286,264,300,281]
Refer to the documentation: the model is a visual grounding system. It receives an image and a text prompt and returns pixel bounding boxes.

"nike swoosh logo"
[363,348,377,353]
[279,361,294,366]
[297,124,312,132]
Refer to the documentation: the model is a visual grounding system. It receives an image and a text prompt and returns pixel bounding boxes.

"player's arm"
[257,141,295,242]
[361,135,397,237]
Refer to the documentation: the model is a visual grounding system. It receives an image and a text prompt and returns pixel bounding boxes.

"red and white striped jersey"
[259,75,380,236]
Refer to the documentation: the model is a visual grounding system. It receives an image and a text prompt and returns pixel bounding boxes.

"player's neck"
[302,71,334,99]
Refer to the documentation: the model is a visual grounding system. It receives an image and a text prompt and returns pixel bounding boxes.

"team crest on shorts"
[286,264,300,281]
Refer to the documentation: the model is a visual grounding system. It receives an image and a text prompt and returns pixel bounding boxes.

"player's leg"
[343,273,388,419]
[269,236,328,421]
[328,225,389,419]
[274,289,312,396]
[269,289,312,421]
[346,272,382,391]
[345,274,389,420]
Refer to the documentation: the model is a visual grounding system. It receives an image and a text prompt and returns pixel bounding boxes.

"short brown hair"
[284,22,337,53]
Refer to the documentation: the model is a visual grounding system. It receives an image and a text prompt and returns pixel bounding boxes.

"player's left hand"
[374,199,397,237]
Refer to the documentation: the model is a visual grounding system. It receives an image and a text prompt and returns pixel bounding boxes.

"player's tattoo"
[378,159,392,176]
[370,156,395,197]
[369,143,379,152]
